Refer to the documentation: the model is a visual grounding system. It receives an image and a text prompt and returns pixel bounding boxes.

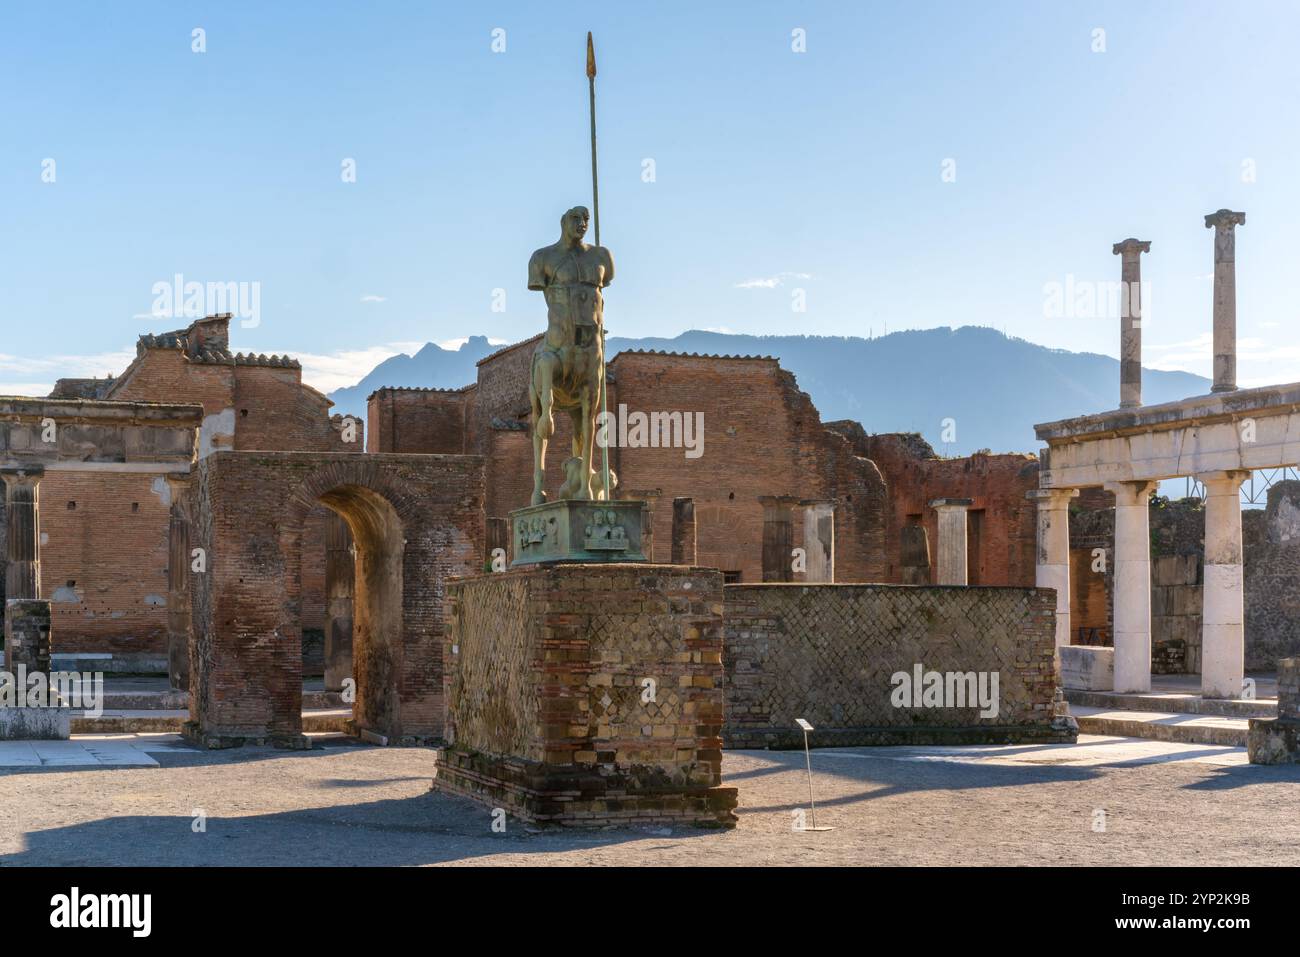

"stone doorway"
[185,451,483,748]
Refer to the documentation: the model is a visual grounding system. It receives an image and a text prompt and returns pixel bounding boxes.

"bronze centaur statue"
[527,206,615,505]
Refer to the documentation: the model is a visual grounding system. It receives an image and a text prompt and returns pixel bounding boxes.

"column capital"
[758,495,800,508]
[1204,208,1246,231]
[1103,480,1159,505]
[1111,238,1151,258]
[1026,487,1079,507]
[929,497,973,510]
[1196,469,1250,490]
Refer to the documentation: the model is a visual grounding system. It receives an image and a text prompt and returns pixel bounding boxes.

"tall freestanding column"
[670,497,696,565]
[1,466,43,600]
[1112,238,1151,409]
[1027,488,1079,652]
[1205,209,1246,393]
[1106,480,1158,693]
[1199,470,1250,699]
[800,500,835,583]
[929,498,973,585]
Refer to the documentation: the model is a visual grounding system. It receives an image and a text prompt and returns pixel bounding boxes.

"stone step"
[70,708,354,735]
[62,689,346,712]
[1072,706,1249,747]
[1066,688,1276,719]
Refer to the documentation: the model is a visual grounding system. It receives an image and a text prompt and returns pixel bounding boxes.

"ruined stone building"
[0,314,360,672]
[367,336,1042,586]
[1068,483,1300,673]
[3,317,1048,685]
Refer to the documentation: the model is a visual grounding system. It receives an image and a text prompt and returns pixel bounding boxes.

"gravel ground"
[1,734,1297,866]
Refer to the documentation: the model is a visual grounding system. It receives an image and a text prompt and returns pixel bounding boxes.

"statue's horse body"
[527,212,614,505]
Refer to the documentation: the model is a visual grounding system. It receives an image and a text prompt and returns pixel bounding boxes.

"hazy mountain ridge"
[326,326,1210,456]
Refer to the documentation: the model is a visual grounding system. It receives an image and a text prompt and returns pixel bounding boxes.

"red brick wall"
[233,366,353,452]
[47,332,360,661]
[110,350,234,417]
[367,388,467,455]
[40,471,171,659]
[853,432,1039,586]
[368,346,889,582]
[189,451,484,744]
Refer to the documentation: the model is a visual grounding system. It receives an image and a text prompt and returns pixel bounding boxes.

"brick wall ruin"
[30,315,362,668]
[368,342,1045,588]
[187,451,483,747]
[835,427,1040,586]
[0,397,202,670]
[722,583,1070,748]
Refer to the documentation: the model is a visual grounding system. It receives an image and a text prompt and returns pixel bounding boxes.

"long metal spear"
[588,31,611,501]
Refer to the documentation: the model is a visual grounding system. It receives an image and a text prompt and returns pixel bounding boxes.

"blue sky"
[2,0,1297,395]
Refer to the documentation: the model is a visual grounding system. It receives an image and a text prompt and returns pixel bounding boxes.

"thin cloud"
[360,295,387,303]
[734,271,815,290]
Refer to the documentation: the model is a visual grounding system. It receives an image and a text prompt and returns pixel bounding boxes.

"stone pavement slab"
[0,733,196,768]
[806,733,1252,768]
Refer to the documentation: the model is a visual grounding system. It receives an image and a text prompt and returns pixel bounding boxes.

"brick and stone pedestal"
[1248,658,1300,764]
[433,563,738,828]
[1,599,70,739]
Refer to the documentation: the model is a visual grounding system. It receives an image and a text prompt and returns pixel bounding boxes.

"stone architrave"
[1205,209,1246,393]
[1112,238,1151,409]
[929,498,973,586]
[1199,470,1250,699]
[1106,480,1159,693]
[1027,487,1079,652]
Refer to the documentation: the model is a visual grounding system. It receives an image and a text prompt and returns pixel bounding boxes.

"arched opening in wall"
[315,484,404,740]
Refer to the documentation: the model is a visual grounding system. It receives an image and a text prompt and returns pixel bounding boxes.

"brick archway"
[186,451,483,748]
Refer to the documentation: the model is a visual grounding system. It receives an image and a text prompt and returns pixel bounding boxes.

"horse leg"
[579,386,596,501]
[530,360,554,506]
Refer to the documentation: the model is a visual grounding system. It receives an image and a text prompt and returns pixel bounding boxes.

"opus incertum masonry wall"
[722,584,1075,748]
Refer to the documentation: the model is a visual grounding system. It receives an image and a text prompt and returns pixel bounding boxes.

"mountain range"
[325,326,1210,457]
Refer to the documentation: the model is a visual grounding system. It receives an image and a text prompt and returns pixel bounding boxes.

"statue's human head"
[561,206,590,244]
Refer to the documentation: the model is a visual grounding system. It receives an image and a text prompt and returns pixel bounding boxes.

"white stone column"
[1028,488,1079,652]
[1112,238,1151,410]
[1106,480,1158,693]
[929,498,973,586]
[1199,470,1249,699]
[801,500,834,583]
[1205,209,1245,394]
